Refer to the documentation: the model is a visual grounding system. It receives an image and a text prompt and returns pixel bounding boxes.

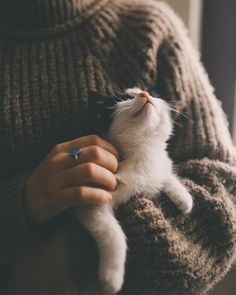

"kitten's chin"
[143,102,154,115]
[138,104,159,129]
[133,101,153,117]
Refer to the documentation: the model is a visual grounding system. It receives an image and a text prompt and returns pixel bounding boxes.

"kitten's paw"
[178,193,193,214]
[99,267,124,295]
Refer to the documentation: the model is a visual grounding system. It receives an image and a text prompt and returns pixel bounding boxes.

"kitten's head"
[108,88,173,151]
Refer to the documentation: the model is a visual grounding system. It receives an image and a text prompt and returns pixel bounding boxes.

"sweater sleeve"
[116,3,236,295]
[0,173,35,262]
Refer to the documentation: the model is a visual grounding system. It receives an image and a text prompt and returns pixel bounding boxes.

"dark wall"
[201,0,236,133]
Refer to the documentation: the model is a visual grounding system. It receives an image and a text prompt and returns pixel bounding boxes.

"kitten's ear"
[125,87,142,97]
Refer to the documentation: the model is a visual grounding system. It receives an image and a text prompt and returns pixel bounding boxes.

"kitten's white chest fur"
[112,148,172,205]
[75,88,193,295]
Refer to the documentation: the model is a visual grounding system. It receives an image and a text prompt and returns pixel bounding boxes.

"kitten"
[75,88,193,294]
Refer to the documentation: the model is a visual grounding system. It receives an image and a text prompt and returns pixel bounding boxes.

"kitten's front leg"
[163,175,193,214]
[75,205,127,295]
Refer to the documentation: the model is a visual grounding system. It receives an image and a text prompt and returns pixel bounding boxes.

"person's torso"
[0,0,161,179]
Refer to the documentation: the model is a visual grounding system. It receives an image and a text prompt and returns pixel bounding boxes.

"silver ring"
[68,147,81,164]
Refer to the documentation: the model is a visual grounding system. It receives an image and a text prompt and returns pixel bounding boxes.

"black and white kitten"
[75,88,193,294]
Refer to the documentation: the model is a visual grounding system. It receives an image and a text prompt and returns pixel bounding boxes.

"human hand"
[25,135,119,224]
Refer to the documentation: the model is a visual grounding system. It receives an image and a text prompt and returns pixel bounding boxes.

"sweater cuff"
[0,173,35,249]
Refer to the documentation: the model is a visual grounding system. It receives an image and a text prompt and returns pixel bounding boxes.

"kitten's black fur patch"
[88,91,132,137]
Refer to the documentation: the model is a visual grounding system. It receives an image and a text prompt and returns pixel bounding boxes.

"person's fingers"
[51,135,119,159]
[60,162,117,191]
[49,146,119,173]
[27,185,113,223]
[58,186,113,208]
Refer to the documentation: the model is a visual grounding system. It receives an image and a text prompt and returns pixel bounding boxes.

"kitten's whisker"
[115,103,133,111]
[113,90,131,101]
[113,109,123,116]
[172,120,183,129]
[112,95,123,102]
[113,106,133,116]
[106,105,117,110]
[168,107,188,119]
[112,85,124,95]
[110,113,115,118]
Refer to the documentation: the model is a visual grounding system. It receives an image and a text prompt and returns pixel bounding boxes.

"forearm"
[0,173,32,251]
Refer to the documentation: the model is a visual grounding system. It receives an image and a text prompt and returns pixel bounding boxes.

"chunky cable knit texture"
[0,0,236,294]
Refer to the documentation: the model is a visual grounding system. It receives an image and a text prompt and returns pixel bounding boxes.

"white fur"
[75,88,193,294]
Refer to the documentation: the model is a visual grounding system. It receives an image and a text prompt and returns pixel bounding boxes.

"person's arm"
[0,173,33,249]
[116,3,236,294]
[0,135,119,265]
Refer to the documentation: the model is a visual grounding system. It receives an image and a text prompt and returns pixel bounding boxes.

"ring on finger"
[68,147,82,165]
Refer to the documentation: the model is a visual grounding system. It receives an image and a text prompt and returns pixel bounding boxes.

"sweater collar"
[0,0,107,31]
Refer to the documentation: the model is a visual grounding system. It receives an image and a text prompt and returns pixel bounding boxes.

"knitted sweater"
[0,0,236,294]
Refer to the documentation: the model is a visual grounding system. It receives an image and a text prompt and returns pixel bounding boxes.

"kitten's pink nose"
[139,91,149,99]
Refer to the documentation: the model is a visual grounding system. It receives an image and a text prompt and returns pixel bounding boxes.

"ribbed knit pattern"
[0,174,32,247]
[0,0,236,294]
[0,0,101,30]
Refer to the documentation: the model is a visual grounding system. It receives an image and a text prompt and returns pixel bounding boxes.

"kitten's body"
[6,89,193,295]
[75,88,193,294]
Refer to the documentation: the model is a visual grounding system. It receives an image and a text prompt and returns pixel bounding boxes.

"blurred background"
[161,0,236,294]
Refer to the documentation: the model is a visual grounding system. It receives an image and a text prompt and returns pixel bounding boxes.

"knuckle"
[90,134,101,146]
[90,146,102,161]
[76,187,85,200]
[49,154,60,166]
[100,191,112,203]
[52,143,63,153]
[84,162,97,179]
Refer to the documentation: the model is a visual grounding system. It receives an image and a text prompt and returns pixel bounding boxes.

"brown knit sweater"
[0,0,236,294]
